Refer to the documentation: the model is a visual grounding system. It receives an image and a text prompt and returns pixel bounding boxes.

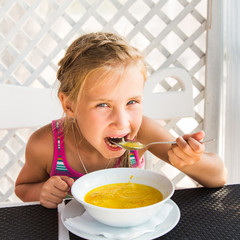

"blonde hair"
[57,32,146,167]
[57,32,146,100]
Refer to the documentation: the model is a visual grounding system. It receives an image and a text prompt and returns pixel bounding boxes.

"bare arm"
[15,124,74,208]
[137,116,227,188]
[168,134,227,187]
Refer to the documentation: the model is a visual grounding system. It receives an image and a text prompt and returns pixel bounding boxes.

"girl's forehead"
[81,66,145,99]
[84,65,144,92]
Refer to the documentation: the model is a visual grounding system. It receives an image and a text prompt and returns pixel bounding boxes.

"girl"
[15,32,227,208]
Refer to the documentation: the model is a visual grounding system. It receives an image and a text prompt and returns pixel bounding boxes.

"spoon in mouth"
[110,138,215,151]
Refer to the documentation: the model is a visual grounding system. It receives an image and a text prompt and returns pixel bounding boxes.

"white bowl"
[71,168,174,227]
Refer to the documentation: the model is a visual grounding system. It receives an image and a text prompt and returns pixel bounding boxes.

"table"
[0,184,239,240]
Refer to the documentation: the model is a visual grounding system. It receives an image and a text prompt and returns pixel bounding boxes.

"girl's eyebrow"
[91,98,113,103]
[92,95,142,102]
[127,95,143,100]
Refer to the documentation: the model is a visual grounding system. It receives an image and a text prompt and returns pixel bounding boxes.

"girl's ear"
[58,92,75,118]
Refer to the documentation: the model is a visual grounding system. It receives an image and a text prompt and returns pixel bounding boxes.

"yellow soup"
[84,183,163,209]
[123,142,143,148]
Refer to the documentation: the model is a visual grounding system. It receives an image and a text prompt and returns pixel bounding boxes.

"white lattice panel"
[0,0,208,202]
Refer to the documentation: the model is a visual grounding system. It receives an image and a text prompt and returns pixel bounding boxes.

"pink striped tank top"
[50,119,144,180]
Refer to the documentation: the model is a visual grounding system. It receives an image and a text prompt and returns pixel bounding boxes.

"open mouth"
[105,136,127,148]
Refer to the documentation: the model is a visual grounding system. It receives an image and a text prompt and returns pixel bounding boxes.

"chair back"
[0,67,194,130]
[0,84,63,129]
[143,67,194,119]
[142,67,194,172]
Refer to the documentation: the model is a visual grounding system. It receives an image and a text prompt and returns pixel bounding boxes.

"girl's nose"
[111,108,130,129]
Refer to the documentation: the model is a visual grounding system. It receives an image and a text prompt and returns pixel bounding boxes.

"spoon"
[110,138,215,150]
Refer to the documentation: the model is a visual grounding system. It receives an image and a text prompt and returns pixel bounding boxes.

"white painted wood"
[143,67,194,119]
[143,67,194,171]
[0,84,63,129]
[223,0,240,184]
[204,0,224,154]
[0,201,39,207]
[58,201,70,240]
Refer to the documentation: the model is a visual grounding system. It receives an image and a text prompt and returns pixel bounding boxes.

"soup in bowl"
[71,168,174,227]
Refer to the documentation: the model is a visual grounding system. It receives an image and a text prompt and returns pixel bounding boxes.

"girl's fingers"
[168,148,197,168]
[40,188,67,208]
[174,137,195,157]
[168,137,203,168]
[40,195,63,208]
[51,187,68,199]
[168,149,188,168]
[40,176,72,208]
[175,137,204,155]
[171,143,188,160]
[59,176,75,187]
[49,193,65,203]
[51,176,73,192]
[175,137,189,150]
[187,137,205,153]
[182,131,205,142]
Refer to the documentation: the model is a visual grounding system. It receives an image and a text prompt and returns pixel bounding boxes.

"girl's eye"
[127,100,137,105]
[97,103,108,107]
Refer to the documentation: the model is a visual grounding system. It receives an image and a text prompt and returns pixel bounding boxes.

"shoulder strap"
[50,119,67,176]
[130,150,144,168]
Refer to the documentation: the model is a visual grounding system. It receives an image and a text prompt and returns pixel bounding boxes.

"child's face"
[75,66,145,159]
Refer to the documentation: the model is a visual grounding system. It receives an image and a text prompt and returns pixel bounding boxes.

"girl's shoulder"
[28,123,53,146]
[25,123,54,172]
[137,116,164,140]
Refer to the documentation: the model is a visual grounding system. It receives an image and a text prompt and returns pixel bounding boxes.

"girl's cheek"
[132,117,142,135]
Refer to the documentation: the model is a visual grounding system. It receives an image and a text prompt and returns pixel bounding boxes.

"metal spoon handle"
[146,138,215,147]
[114,138,215,150]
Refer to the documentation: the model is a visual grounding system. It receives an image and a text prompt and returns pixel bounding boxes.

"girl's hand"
[168,131,205,169]
[40,176,74,208]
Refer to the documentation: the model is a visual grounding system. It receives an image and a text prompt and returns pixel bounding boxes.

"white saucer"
[61,199,180,240]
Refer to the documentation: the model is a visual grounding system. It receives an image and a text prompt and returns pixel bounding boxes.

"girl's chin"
[102,147,125,159]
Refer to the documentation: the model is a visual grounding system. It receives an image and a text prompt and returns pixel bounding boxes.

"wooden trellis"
[0,0,210,202]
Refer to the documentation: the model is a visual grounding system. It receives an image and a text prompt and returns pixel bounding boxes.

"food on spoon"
[109,138,144,149]
[84,182,163,209]
[121,141,144,148]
